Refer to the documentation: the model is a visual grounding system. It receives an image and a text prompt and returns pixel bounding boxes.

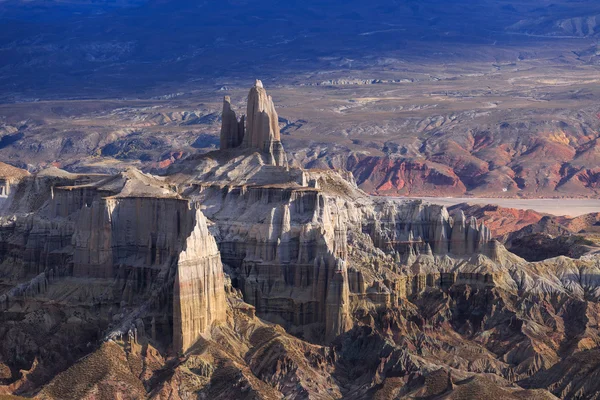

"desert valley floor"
[2,1,600,398]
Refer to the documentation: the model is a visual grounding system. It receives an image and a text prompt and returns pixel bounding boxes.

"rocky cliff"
[0,168,227,356]
[1,155,599,399]
[172,207,226,352]
[1,83,600,399]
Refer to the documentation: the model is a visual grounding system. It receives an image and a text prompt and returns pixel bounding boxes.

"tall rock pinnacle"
[218,80,288,167]
[243,80,288,166]
[220,96,245,150]
[244,79,281,147]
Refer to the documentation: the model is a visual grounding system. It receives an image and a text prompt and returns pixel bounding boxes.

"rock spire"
[220,96,245,149]
[219,80,288,167]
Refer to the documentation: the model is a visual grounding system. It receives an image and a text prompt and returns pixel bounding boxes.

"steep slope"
[0,82,600,399]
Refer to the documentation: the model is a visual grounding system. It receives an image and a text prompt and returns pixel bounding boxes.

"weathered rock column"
[220,96,244,150]
[243,80,288,167]
[173,207,226,353]
[325,256,352,342]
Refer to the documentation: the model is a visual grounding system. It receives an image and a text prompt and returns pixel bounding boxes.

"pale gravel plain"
[392,197,600,217]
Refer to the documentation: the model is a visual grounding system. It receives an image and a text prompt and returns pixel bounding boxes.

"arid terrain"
[0,80,595,399]
[403,198,600,217]
[1,0,600,198]
[1,1,600,399]
[3,45,600,197]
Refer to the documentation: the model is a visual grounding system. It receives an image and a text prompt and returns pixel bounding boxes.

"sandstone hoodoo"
[2,82,600,398]
[219,79,288,167]
[219,96,244,150]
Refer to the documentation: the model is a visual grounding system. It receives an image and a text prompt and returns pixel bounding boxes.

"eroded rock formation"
[0,162,29,198]
[219,80,288,167]
[173,207,226,352]
[1,84,600,399]
[219,96,244,150]
[0,168,227,355]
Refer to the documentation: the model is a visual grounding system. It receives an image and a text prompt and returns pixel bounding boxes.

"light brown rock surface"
[1,85,600,399]
[0,162,31,205]
[237,80,288,166]
[216,80,288,167]
[173,207,226,352]
[244,80,281,149]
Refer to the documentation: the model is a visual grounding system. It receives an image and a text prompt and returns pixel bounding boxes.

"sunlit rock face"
[182,162,497,342]
[172,207,226,352]
[218,79,288,167]
[0,168,227,353]
[243,80,287,167]
[193,184,352,342]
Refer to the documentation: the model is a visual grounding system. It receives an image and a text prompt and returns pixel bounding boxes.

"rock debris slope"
[0,82,599,399]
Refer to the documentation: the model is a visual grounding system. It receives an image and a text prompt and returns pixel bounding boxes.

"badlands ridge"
[0,82,598,399]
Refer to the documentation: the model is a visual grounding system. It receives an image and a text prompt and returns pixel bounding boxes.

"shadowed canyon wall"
[0,172,226,353]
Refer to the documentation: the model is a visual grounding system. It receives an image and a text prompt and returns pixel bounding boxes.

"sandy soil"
[392,197,600,217]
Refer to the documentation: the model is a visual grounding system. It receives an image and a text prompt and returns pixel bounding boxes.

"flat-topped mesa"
[220,96,245,150]
[219,80,288,167]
